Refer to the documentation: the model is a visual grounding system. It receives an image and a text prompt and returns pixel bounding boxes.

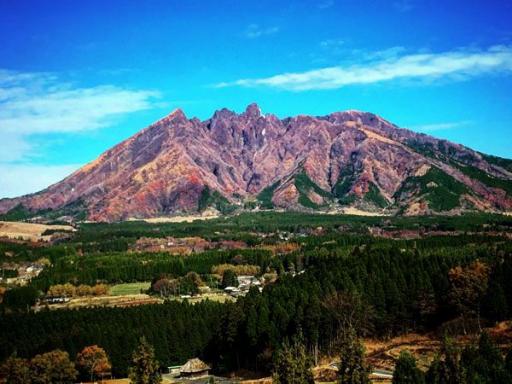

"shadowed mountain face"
[1,103,512,221]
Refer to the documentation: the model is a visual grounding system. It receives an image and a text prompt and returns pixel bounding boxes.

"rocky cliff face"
[1,103,512,221]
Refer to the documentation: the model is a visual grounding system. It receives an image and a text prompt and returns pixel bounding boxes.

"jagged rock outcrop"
[1,104,511,221]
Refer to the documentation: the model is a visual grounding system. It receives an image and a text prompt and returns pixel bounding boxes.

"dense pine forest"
[1,212,512,382]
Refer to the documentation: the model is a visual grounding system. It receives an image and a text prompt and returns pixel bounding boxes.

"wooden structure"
[180,358,210,378]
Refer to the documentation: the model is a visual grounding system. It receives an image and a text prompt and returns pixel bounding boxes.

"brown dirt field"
[91,380,173,384]
[364,322,512,372]
[0,221,75,242]
[316,322,512,382]
[241,378,272,384]
[364,333,440,371]
[37,294,162,311]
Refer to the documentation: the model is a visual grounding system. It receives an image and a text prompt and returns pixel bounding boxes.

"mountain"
[1,103,512,222]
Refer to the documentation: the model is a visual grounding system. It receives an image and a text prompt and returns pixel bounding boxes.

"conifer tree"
[272,337,314,384]
[460,332,510,383]
[425,357,443,384]
[506,349,512,375]
[128,337,162,384]
[425,338,463,384]
[337,330,371,384]
[221,269,238,288]
[392,351,424,384]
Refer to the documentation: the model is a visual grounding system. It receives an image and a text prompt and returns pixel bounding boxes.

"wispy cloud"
[0,133,33,163]
[0,69,160,162]
[0,163,81,198]
[0,70,159,135]
[215,45,512,91]
[0,68,160,197]
[411,121,471,132]
[244,24,280,39]
[319,39,346,50]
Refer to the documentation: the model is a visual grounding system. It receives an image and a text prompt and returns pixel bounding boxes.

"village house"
[237,275,262,291]
[223,286,241,297]
[179,358,210,378]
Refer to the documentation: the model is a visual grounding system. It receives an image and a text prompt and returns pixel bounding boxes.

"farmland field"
[0,220,75,242]
[169,292,235,304]
[109,282,151,296]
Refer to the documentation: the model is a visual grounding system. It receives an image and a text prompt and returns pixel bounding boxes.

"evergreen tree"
[441,338,464,384]
[425,357,444,384]
[506,349,512,375]
[221,269,238,288]
[128,337,162,384]
[393,351,424,384]
[337,330,371,384]
[484,280,508,321]
[460,332,510,383]
[2,286,39,312]
[272,337,314,384]
[425,339,463,384]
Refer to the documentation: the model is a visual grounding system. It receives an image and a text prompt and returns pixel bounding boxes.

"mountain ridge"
[1,103,512,221]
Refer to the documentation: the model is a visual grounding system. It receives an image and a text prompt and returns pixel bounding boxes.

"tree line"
[272,332,512,384]
[1,338,165,384]
[2,238,511,376]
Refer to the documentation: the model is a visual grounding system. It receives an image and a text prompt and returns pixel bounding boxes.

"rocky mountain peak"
[244,103,262,118]
[1,105,511,221]
[167,108,187,121]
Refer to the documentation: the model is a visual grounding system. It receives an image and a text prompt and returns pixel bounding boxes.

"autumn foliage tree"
[0,354,31,384]
[322,291,374,341]
[448,260,489,333]
[31,350,77,384]
[76,345,111,382]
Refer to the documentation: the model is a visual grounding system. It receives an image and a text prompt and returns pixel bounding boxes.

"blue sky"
[1,0,512,197]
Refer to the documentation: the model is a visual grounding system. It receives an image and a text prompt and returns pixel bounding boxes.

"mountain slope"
[1,103,512,221]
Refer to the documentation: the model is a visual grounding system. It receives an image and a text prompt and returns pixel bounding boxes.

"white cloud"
[0,70,159,135]
[0,68,160,197]
[245,24,280,39]
[0,163,81,198]
[215,45,512,91]
[411,121,471,132]
[0,133,33,162]
[0,69,160,163]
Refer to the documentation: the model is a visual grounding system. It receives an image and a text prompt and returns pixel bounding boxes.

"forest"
[1,212,512,382]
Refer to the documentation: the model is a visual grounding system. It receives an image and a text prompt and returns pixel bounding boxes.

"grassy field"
[109,282,151,296]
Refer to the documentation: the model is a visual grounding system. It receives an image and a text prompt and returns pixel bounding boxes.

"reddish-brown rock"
[1,104,511,221]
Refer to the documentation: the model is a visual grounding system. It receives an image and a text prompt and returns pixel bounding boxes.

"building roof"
[180,358,210,373]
